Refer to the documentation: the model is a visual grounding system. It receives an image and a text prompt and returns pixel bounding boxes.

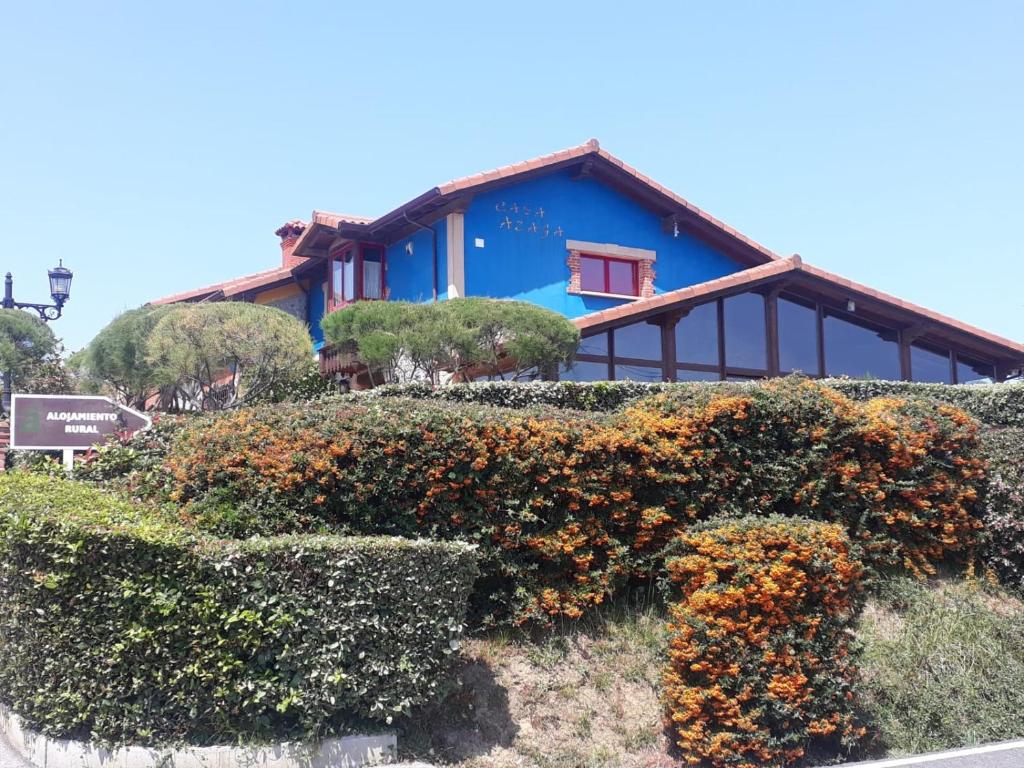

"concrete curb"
[0,705,396,768]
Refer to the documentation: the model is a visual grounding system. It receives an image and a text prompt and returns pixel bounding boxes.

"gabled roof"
[150,265,299,305]
[574,255,1024,362]
[293,140,782,267]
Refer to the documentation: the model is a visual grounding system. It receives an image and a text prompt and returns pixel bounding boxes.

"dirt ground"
[399,598,678,768]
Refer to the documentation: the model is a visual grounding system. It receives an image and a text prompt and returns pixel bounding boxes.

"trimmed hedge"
[0,472,477,745]
[979,427,1024,589]
[662,516,866,767]
[160,378,985,626]
[356,378,1024,427]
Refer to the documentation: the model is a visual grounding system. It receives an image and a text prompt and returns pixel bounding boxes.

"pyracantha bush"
[662,516,866,768]
[157,378,985,626]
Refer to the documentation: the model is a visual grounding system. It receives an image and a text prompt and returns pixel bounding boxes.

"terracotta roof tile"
[311,210,374,227]
[150,265,296,305]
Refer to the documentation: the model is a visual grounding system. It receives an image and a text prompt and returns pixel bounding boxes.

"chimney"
[275,220,307,268]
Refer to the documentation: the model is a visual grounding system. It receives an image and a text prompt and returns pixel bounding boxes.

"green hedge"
[979,427,1024,589]
[354,378,1024,427]
[0,472,477,745]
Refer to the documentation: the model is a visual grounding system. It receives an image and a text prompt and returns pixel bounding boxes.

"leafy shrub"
[617,380,986,577]
[321,298,580,385]
[0,472,477,745]
[249,360,339,404]
[147,302,314,410]
[857,578,1024,755]
[0,309,59,399]
[978,427,1024,589]
[347,378,1024,427]
[825,379,1024,429]
[158,379,984,626]
[80,305,175,408]
[662,516,866,767]
[73,414,188,498]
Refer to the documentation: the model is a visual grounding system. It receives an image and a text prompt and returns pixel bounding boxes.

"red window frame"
[579,254,639,296]
[328,242,387,311]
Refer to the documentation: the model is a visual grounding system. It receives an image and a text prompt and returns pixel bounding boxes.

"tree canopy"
[146,302,314,410]
[81,305,174,408]
[321,298,580,385]
[0,309,60,401]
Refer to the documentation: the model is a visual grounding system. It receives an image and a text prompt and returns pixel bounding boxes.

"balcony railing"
[318,342,363,377]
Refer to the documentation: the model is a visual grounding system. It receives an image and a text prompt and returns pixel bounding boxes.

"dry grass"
[400,578,1024,767]
[399,592,676,768]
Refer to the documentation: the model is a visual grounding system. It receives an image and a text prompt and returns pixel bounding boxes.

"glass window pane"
[613,321,662,361]
[956,355,995,384]
[580,256,605,292]
[559,360,610,382]
[331,258,343,300]
[675,301,719,366]
[608,260,637,296]
[724,293,767,370]
[342,251,355,302]
[362,248,383,299]
[614,364,662,382]
[778,297,819,375]
[513,366,541,382]
[911,343,951,384]
[823,312,899,380]
[675,368,721,381]
[578,332,609,356]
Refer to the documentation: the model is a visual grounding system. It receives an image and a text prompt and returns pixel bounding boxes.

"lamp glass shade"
[48,265,73,303]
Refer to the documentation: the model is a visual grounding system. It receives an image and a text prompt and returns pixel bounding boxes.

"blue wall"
[307,278,327,350]
[386,218,448,302]
[462,169,745,318]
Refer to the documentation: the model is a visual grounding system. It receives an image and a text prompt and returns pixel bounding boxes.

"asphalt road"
[830,741,1024,768]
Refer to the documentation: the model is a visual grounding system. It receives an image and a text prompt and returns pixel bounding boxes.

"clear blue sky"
[2,1,1022,351]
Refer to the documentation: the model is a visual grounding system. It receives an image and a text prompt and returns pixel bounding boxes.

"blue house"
[154,140,1024,385]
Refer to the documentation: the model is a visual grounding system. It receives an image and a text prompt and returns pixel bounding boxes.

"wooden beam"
[815,303,826,378]
[898,329,913,381]
[571,158,596,179]
[661,314,679,382]
[766,289,780,377]
[716,299,726,380]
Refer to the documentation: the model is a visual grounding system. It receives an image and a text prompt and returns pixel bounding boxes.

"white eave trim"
[566,239,656,262]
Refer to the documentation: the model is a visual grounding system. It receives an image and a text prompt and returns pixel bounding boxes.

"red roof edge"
[573,256,1024,357]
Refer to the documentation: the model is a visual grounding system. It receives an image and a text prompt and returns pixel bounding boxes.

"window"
[362,246,383,300]
[823,310,900,380]
[778,296,819,375]
[578,333,609,356]
[955,355,995,384]
[579,255,639,296]
[614,364,662,382]
[675,301,719,366]
[911,343,952,384]
[328,243,386,310]
[559,360,610,382]
[723,293,767,371]
[613,321,662,361]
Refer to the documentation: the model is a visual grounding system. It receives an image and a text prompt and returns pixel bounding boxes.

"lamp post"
[1,261,74,414]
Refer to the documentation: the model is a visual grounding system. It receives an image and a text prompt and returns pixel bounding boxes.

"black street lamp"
[2,261,74,413]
